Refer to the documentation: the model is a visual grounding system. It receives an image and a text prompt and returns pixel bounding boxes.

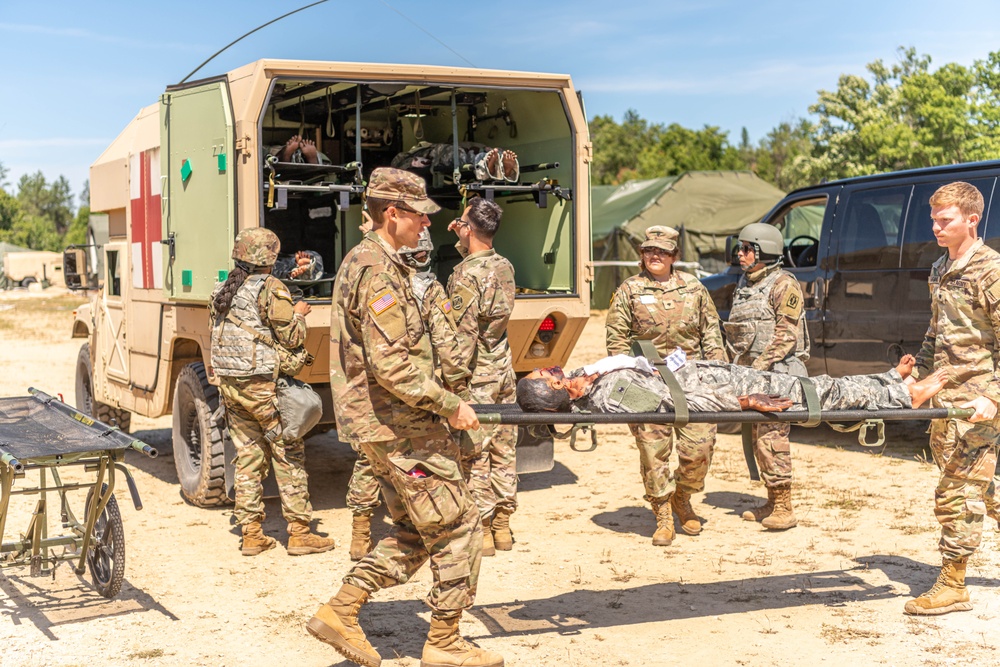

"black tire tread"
[76,342,132,433]
[85,486,126,599]
[173,362,230,508]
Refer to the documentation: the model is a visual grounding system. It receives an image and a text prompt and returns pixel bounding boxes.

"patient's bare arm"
[738,394,794,412]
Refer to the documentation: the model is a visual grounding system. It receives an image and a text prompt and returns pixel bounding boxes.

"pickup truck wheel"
[173,362,230,507]
[75,343,132,433]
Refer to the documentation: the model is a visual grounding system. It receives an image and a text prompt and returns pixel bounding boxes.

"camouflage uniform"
[447,249,517,519]
[209,272,312,525]
[913,239,1000,561]
[607,247,726,502]
[723,263,808,488]
[573,359,912,414]
[345,268,462,519]
[330,201,481,620]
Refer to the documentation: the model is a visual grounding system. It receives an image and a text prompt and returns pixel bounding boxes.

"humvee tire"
[172,362,231,507]
[75,343,132,433]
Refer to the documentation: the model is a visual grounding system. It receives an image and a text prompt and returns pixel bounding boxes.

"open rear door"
[160,79,235,301]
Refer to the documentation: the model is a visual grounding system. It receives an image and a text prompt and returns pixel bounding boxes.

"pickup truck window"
[900,178,995,268]
[837,187,911,270]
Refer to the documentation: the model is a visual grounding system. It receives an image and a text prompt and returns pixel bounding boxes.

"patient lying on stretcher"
[516,352,951,414]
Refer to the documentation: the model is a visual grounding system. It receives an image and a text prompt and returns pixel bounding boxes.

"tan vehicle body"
[5,251,65,288]
[73,60,592,505]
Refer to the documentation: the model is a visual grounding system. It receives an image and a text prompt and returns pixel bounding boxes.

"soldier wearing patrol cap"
[208,228,335,557]
[344,229,466,562]
[725,222,809,531]
[606,225,727,546]
[307,168,502,667]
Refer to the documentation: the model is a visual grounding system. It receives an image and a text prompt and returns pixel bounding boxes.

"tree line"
[589,47,1000,192]
[3,47,1000,251]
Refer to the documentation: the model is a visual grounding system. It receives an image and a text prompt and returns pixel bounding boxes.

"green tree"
[635,123,746,178]
[64,179,90,246]
[752,119,815,191]
[589,109,663,185]
[16,172,74,236]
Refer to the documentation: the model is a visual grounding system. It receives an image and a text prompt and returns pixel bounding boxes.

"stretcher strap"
[799,377,822,427]
[741,423,760,481]
[632,340,688,428]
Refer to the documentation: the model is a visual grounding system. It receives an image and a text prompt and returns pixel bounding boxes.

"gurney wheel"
[85,484,125,599]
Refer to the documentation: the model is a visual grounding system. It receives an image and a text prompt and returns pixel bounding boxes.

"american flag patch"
[369,290,397,316]
[442,299,452,313]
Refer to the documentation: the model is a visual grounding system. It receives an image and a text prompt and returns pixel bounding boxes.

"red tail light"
[536,315,557,343]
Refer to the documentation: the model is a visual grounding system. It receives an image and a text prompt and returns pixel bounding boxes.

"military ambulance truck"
[68,60,593,507]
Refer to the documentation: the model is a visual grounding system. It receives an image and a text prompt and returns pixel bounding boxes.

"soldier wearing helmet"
[343,229,465,562]
[606,225,727,547]
[208,227,334,557]
[724,222,809,531]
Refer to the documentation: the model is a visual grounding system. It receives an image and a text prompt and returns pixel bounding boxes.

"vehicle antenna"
[177,0,329,85]
[377,0,476,67]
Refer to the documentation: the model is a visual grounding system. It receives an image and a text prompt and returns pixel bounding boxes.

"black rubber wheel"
[85,484,125,599]
[20,276,37,288]
[172,362,230,507]
[75,343,132,432]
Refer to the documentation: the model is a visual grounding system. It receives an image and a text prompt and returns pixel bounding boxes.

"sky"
[2,0,1000,203]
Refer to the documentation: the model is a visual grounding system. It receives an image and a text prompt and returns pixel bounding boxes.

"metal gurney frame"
[0,388,158,598]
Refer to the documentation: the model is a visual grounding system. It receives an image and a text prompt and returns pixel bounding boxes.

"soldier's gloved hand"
[738,393,794,412]
[448,400,480,431]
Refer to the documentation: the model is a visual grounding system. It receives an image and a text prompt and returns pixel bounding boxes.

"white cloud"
[0,22,201,50]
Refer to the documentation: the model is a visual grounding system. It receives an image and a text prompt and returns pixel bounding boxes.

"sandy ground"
[1,289,998,667]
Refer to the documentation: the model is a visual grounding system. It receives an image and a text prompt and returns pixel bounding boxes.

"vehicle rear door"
[160,78,236,301]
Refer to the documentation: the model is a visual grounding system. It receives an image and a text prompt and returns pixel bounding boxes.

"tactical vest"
[725,265,809,370]
[211,273,279,377]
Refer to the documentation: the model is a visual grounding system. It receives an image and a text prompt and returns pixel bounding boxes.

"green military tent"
[591,171,797,308]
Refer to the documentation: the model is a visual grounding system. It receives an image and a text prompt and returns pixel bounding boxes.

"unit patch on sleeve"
[985,279,1000,305]
[777,291,802,319]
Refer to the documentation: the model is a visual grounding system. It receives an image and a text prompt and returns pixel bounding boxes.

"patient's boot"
[742,488,775,522]
[287,520,336,556]
[761,486,797,530]
[670,488,702,535]
[241,521,276,556]
[307,583,382,666]
[421,613,504,667]
[904,557,973,616]
[650,497,675,546]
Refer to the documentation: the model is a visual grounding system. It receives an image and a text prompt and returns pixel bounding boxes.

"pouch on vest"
[606,376,663,413]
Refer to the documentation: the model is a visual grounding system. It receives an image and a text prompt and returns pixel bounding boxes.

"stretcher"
[472,404,975,480]
[0,388,157,598]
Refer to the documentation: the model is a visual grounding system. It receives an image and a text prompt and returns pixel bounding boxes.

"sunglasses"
[737,244,756,254]
[641,247,671,256]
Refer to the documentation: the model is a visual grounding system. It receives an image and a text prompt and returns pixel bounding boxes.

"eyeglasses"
[452,218,470,228]
[392,203,420,214]
[737,244,755,254]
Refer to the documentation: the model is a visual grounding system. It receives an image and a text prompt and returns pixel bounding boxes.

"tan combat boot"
[651,497,675,546]
[241,521,276,556]
[287,520,336,556]
[761,486,797,530]
[904,558,973,615]
[742,488,776,522]
[492,509,513,551]
[481,517,496,557]
[307,583,382,667]
[670,488,702,535]
[349,514,373,561]
[421,614,504,667]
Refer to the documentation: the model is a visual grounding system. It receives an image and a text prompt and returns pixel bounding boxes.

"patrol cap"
[640,226,679,253]
[232,227,280,266]
[366,167,441,215]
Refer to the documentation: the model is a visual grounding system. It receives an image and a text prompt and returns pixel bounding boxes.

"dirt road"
[1,290,997,666]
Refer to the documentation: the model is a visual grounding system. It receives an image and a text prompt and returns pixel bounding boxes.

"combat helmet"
[399,229,434,269]
[233,228,280,266]
[738,223,784,263]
